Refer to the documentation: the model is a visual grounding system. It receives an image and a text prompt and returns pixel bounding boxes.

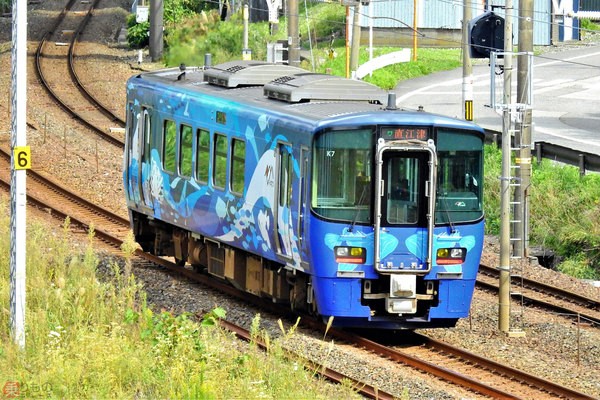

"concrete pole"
[10,0,27,349]
[499,0,514,333]
[345,6,350,78]
[350,3,361,73]
[287,0,301,67]
[243,3,251,60]
[369,2,373,64]
[516,0,534,259]
[149,0,164,62]
[462,0,473,121]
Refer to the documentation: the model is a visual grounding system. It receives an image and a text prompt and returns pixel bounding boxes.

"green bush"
[126,13,149,49]
[484,145,600,278]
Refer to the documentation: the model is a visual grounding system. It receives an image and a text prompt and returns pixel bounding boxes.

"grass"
[162,3,462,89]
[484,145,600,279]
[0,197,362,399]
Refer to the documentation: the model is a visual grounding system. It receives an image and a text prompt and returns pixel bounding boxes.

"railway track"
[478,264,600,327]
[2,142,596,397]
[0,147,129,249]
[34,0,125,147]
[325,329,596,399]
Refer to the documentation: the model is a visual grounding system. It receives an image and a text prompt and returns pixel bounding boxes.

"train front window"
[311,128,373,224]
[435,129,484,224]
[384,155,422,224]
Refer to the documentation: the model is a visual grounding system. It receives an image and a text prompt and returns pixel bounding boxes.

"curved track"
[34,0,125,147]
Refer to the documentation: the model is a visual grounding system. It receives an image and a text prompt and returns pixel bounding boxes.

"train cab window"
[196,129,210,183]
[163,119,177,174]
[231,138,246,194]
[435,129,484,224]
[213,133,227,189]
[384,156,421,224]
[312,128,373,223]
[180,124,193,177]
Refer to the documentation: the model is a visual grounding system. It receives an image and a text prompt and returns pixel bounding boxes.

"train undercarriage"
[131,212,312,313]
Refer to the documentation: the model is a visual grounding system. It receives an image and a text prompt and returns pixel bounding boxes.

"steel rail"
[68,0,126,127]
[478,264,600,327]
[34,0,124,148]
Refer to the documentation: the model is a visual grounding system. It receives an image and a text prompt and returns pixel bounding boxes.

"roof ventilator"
[203,60,305,88]
[263,73,388,104]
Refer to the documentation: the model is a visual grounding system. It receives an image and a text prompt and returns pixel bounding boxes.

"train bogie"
[124,61,486,329]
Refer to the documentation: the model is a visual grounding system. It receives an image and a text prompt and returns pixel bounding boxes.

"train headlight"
[436,247,466,265]
[334,246,366,264]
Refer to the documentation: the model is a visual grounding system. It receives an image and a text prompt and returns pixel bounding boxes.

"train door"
[275,142,299,264]
[373,139,437,272]
[139,108,154,210]
[298,146,310,269]
[125,102,141,207]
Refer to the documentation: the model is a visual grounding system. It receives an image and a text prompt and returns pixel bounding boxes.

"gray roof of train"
[131,63,392,121]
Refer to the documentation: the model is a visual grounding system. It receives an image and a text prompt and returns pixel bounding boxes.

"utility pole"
[287,0,300,67]
[242,2,251,60]
[10,0,28,350]
[350,3,361,73]
[149,0,164,62]
[499,0,514,334]
[462,0,473,121]
[515,0,534,259]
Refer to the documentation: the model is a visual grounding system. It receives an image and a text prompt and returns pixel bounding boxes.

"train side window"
[196,128,210,183]
[231,138,246,194]
[163,119,177,173]
[142,108,151,164]
[279,145,292,207]
[213,133,227,189]
[180,124,193,177]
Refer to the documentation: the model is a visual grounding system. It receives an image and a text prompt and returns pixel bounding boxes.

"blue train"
[124,61,485,329]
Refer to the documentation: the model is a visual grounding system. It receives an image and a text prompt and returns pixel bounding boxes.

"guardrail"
[484,130,600,175]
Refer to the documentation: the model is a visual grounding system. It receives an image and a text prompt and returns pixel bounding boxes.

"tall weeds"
[0,198,359,398]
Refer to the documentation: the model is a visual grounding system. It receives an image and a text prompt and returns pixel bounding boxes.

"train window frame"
[311,128,374,224]
[162,119,177,174]
[195,128,210,184]
[434,128,484,224]
[230,138,246,195]
[213,133,228,190]
[141,107,152,165]
[179,124,193,177]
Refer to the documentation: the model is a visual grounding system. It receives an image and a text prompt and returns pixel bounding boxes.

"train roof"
[129,61,483,132]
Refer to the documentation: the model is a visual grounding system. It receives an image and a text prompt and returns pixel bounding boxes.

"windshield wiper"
[350,184,369,232]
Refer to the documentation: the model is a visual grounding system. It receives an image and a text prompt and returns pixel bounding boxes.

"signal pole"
[499,0,513,334]
[10,0,28,349]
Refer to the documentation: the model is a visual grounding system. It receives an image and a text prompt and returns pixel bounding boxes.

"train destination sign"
[380,127,428,141]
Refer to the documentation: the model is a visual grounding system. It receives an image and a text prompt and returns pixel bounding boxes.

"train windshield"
[435,129,484,224]
[311,128,373,224]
